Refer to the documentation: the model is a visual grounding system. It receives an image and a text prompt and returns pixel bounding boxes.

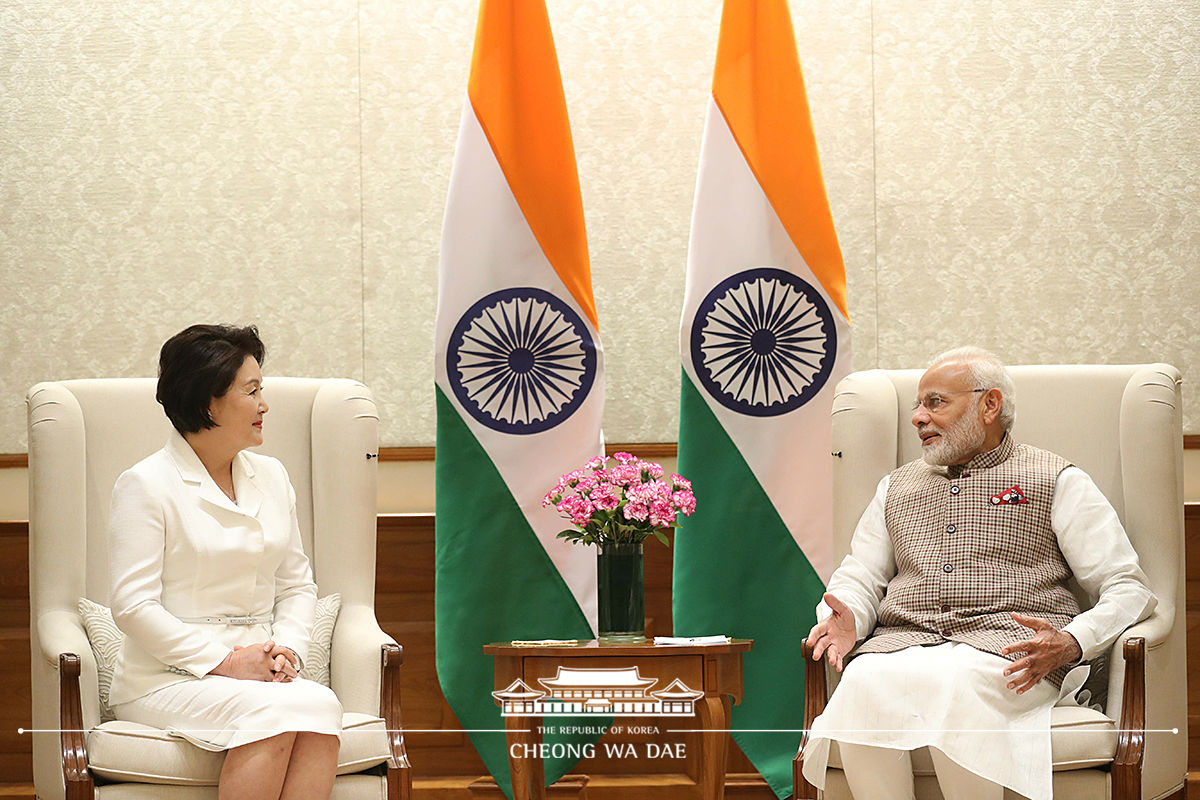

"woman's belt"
[177,615,272,625]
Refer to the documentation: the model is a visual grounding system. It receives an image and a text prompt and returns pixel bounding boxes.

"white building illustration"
[492,667,704,717]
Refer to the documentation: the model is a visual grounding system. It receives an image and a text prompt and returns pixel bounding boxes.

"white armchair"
[27,378,412,799]
[794,364,1187,800]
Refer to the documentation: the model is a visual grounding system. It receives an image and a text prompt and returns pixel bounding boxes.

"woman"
[108,324,340,800]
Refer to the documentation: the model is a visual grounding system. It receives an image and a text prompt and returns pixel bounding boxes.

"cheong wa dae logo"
[492,667,702,717]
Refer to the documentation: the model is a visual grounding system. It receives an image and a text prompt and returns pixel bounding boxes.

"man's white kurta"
[803,465,1155,800]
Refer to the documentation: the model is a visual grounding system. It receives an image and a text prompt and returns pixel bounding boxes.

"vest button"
[940,604,951,613]
[946,524,957,534]
[950,485,961,495]
[942,563,954,573]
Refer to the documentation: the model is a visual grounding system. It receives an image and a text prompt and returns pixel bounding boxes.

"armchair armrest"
[329,603,397,714]
[1111,638,1145,800]
[381,643,412,800]
[1105,610,1173,729]
[34,610,100,798]
[793,639,827,800]
[38,609,94,668]
[329,604,412,800]
[37,609,102,729]
[1114,611,1173,652]
[58,654,95,800]
[1107,607,1187,800]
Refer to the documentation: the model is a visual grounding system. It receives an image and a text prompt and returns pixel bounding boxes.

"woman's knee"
[259,731,298,755]
[228,731,296,763]
[294,731,340,751]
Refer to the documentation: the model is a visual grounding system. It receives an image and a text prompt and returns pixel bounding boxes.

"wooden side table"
[484,639,753,800]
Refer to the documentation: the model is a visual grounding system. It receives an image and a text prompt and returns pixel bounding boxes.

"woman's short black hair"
[156,324,266,434]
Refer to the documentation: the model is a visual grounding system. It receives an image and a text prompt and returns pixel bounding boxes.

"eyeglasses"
[911,388,987,413]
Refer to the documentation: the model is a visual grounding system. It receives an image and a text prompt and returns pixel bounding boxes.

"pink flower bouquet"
[543,452,697,547]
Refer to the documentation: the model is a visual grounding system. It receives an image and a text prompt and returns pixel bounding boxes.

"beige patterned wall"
[2,0,365,448]
[2,0,1196,454]
[871,1,1199,382]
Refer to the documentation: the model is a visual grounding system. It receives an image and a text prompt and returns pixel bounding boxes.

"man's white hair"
[930,346,1016,432]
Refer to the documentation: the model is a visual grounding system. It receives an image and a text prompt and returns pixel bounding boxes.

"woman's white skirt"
[113,675,343,752]
[801,642,1088,800]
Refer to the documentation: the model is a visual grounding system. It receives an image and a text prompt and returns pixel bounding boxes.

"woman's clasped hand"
[209,640,300,682]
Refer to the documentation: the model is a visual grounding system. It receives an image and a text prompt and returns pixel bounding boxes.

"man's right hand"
[805,592,857,672]
[208,644,280,681]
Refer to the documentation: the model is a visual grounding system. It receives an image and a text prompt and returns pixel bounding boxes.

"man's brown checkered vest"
[852,434,1081,686]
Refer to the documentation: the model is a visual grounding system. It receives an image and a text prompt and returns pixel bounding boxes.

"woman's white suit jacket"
[107,429,317,706]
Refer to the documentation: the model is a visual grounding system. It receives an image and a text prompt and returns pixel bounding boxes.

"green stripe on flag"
[435,387,603,797]
[673,372,825,800]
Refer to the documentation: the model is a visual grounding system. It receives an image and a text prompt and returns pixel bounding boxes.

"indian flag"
[672,1,851,797]
[434,0,603,792]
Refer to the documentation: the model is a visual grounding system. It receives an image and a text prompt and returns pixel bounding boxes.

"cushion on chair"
[298,593,341,685]
[87,712,390,785]
[79,594,342,724]
[825,704,1117,774]
[87,721,222,785]
[79,598,123,722]
[1045,705,1118,770]
[1072,652,1108,712]
[335,712,393,774]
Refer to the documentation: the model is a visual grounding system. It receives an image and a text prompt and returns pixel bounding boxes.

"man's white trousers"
[839,742,1007,800]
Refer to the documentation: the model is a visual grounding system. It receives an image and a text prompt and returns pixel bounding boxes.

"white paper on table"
[653,635,731,646]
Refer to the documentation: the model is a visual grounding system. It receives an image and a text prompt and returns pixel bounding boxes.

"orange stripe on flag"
[712,0,849,320]
[467,0,598,329]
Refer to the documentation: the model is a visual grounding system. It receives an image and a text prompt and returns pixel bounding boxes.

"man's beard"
[920,408,987,466]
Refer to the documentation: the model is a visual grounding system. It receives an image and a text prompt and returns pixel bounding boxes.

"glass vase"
[597,539,645,644]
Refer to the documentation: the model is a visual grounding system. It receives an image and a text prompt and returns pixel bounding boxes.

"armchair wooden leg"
[381,643,413,800]
[793,640,826,800]
[1112,637,1145,800]
[59,653,95,800]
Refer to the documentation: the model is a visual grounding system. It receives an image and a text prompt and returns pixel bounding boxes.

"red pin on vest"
[990,485,1028,505]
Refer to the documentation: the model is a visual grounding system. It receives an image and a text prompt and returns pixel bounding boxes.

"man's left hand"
[1000,613,1082,694]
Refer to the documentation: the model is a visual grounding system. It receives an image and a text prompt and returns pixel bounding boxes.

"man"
[801,347,1155,800]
